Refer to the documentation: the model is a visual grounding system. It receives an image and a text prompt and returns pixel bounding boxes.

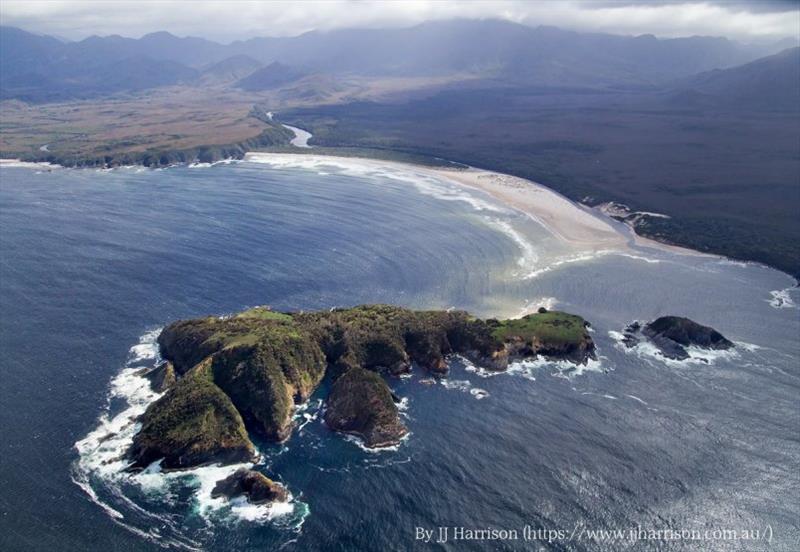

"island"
[127,305,596,493]
[621,315,734,360]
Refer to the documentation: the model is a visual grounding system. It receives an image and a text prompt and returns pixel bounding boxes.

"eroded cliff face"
[129,305,595,470]
[324,367,407,448]
[129,358,256,470]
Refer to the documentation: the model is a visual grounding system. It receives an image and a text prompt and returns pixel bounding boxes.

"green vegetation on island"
[129,358,256,470]
[130,305,596,471]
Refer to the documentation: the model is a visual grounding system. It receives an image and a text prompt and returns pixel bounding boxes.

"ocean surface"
[0,158,798,551]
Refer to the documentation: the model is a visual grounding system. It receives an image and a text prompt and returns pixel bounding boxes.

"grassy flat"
[491,311,588,346]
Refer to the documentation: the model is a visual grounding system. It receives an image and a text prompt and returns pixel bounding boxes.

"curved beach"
[243,152,704,259]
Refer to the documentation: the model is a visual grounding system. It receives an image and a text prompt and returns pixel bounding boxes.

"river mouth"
[1,159,798,551]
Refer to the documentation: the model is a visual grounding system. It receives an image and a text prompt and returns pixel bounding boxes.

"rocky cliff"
[128,305,595,470]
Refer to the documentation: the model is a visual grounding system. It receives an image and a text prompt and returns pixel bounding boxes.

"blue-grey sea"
[0,158,798,551]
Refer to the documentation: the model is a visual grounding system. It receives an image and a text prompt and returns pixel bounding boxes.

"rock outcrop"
[325,367,408,448]
[129,304,595,469]
[128,360,256,470]
[143,361,177,393]
[211,468,288,505]
[622,316,734,360]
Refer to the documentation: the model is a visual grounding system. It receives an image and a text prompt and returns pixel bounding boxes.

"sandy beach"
[243,152,706,259]
[428,166,628,249]
[2,150,705,259]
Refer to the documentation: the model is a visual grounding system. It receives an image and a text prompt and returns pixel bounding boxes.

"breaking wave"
[607,329,743,366]
[768,288,797,309]
[71,330,308,550]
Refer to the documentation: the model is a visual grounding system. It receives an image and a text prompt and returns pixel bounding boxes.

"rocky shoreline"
[125,305,597,504]
[621,316,734,361]
[8,108,295,169]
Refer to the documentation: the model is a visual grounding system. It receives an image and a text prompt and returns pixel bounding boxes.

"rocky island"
[128,305,596,489]
[211,469,289,505]
[621,315,734,360]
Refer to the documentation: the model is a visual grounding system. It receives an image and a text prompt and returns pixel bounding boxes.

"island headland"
[127,304,733,508]
[127,305,594,500]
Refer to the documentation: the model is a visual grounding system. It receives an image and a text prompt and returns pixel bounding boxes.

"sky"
[1,0,798,43]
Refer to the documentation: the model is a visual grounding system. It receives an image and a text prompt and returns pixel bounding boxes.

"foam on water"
[184,463,302,524]
[240,154,683,289]
[507,356,606,381]
[0,159,62,169]
[72,330,308,547]
[470,388,490,399]
[396,396,410,412]
[436,375,490,400]
[608,329,744,367]
[188,159,236,169]
[73,330,163,482]
[625,394,648,405]
[342,431,411,453]
[457,353,603,382]
[243,153,508,214]
[294,398,323,432]
[524,249,665,280]
[461,356,506,379]
[768,288,797,309]
[440,378,472,392]
[524,251,605,279]
[488,218,540,272]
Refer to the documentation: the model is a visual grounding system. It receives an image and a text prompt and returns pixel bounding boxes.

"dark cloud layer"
[1,0,798,42]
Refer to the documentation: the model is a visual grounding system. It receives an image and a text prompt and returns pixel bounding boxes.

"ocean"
[0,158,798,551]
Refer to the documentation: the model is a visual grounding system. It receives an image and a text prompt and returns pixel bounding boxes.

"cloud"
[1,0,797,43]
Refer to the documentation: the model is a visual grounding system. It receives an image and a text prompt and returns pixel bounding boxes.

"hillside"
[676,46,800,111]
[236,62,306,91]
[282,49,800,276]
[199,55,262,84]
[1,21,792,101]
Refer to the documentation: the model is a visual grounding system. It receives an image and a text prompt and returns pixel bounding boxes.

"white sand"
[244,152,717,260]
[428,167,628,249]
[245,152,634,252]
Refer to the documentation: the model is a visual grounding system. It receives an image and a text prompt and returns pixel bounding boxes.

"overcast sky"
[2,0,798,43]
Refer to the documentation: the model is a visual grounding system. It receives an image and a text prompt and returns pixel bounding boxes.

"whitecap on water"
[0,159,63,169]
[72,329,308,546]
[342,431,410,453]
[436,374,490,399]
[523,250,664,280]
[439,378,472,392]
[461,356,504,378]
[293,398,323,432]
[508,356,605,381]
[768,288,797,309]
[242,153,509,214]
[608,329,743,366]
[487,218,540,273]
[188,159,235,169]
[470,388,489,399]
[396,396,410,412]
[524,251,605,280]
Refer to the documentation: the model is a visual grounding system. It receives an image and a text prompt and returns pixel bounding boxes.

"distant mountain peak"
[236,61,306,91]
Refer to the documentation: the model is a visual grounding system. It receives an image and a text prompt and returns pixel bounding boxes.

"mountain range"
[1,19,796,102]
